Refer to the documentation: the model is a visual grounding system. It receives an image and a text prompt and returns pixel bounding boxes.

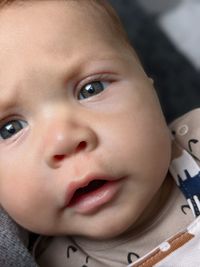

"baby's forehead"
[0,0,135,60]
[0,1,140,81]
[0,0,129,46]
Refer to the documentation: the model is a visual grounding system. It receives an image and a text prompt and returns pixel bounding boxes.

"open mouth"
[68,179,107,206]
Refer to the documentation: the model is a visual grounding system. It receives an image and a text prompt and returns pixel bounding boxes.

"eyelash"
[76,73,114,97]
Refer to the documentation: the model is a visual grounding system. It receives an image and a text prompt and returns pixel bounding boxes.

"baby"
[0,1,200,266]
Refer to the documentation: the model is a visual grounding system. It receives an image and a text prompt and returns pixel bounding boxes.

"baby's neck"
[123,173,174,238]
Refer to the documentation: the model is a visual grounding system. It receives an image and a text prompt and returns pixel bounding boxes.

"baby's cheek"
[0,173,36,228]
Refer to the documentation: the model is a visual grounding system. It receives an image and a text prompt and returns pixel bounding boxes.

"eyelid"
[75,73,116,93]
[0,115,25,128]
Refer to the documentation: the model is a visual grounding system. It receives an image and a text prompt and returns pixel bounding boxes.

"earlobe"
[148,77,154,85]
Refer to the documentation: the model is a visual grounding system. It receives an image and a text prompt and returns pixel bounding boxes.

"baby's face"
[0,1,171,238]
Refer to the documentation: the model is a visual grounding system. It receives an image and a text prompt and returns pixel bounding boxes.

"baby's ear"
[148,77,154,85]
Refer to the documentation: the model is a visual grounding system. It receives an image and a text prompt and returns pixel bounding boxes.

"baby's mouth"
[66,175,124,214]
[68,180,107,206]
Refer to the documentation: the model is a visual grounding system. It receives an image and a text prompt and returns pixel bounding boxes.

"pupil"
[6,124,16,133]
[86,84,95,94]
[79,81,104,100]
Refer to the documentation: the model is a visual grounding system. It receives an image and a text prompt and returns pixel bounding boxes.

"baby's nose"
[44,122,98,169]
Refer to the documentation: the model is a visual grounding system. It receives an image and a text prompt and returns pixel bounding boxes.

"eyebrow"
[63,53,124,77]
[0,84,21,114]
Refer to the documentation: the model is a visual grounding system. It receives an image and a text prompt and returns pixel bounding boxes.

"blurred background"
[108,0,200,122]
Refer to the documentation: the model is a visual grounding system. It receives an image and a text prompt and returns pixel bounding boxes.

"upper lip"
[65,173,117,207]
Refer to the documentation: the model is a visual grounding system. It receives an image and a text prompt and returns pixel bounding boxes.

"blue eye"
[0,120,28,139]
[78,81,109,100]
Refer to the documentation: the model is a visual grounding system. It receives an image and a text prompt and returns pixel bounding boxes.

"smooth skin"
[0,1,171,239]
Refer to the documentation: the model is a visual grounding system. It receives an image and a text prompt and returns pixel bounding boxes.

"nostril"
[54,155,65,161]
[52,141,87,162]
[76,141,87,152]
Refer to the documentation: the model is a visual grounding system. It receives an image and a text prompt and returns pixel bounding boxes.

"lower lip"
[67,179,123,214]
